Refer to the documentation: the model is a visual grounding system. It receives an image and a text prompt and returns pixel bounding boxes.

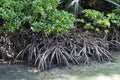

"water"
[0,51,120,80]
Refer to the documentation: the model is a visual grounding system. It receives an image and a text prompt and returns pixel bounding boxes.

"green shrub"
[81,9,111,33]
[0,0,75,34]
[81,8,120,33]
[108,13,120,27]
[82,9,110,28]
[0,1,20,32]
[106,6,120,27]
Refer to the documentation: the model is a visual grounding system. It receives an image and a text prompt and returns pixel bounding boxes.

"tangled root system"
[0,30,115,71]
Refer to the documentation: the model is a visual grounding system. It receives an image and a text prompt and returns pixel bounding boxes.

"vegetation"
[0,0,120,71]
[0,0,75,34]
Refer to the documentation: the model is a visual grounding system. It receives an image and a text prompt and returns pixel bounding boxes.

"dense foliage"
[81,9,110,33]
[0,0,75,34]
[77,2,120,33]
[109,7,120,27]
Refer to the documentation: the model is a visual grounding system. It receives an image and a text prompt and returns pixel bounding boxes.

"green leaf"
[95,28,100,32]
[104,29,109,33]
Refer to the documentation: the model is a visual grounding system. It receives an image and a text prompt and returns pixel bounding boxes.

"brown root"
[0,30,114,71]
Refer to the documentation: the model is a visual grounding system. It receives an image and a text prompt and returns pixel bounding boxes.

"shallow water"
[0,51,120,80]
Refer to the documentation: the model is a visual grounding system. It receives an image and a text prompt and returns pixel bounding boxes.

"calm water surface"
[0,51,120,80]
